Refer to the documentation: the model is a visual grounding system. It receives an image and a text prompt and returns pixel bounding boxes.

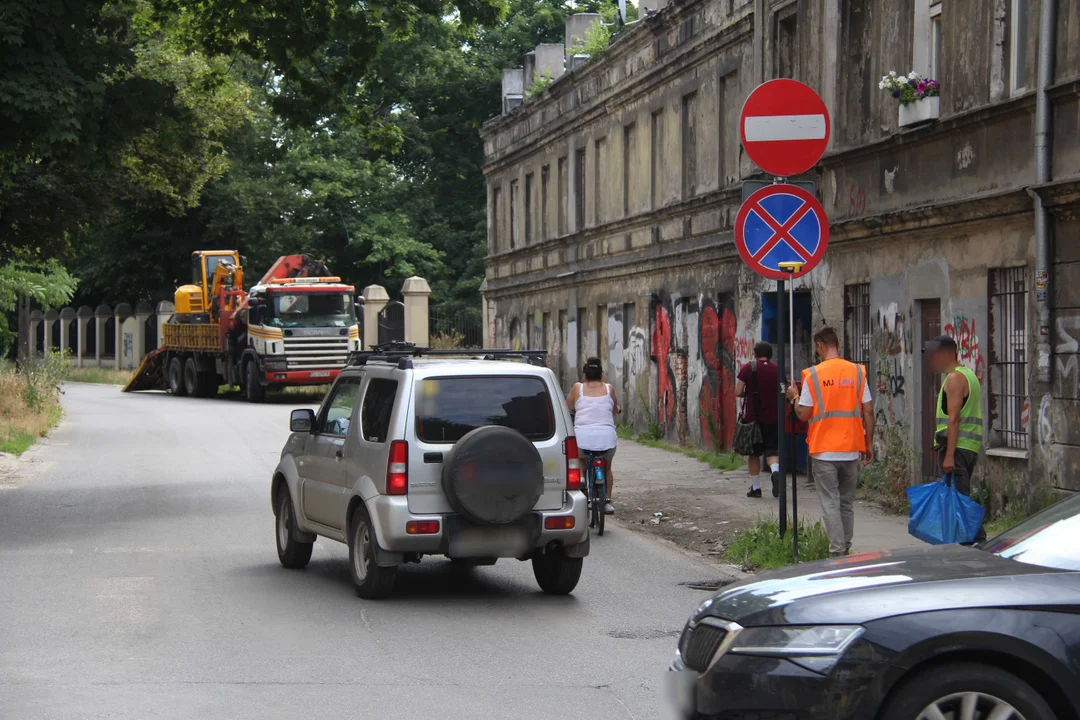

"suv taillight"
[565,437,581,491]
[387,440,408,495]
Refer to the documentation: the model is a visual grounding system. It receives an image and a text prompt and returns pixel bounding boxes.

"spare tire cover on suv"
[441,426,545,525]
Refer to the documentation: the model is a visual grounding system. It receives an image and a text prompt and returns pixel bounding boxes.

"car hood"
[695,545,1069,626]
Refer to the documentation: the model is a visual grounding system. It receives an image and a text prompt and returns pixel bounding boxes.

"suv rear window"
[415,376,555,444]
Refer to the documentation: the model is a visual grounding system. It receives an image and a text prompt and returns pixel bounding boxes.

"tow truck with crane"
[124,251,360,402]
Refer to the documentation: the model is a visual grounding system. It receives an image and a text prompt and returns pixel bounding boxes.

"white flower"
[888,70,897,77]
[907,71,919,80]
[878,80,885,89]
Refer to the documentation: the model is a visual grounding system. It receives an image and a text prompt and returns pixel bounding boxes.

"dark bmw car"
[668,493,1080,720]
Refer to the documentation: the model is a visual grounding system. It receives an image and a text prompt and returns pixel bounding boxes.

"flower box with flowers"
[880,71,940,127]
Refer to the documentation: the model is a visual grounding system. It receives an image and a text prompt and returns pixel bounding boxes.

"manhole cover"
[679,578,736,592]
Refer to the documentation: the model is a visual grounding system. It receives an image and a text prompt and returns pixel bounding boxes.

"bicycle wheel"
[584,464,595,529]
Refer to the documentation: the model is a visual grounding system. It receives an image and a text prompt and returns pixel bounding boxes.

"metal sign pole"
[776,277,787,538]
[779,262,803,562]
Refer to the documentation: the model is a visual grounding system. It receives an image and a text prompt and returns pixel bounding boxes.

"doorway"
[919,299,942,480]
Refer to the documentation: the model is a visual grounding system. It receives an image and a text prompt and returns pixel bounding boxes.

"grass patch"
[726,517,832,571]
[1,353,66,455]
[983,488,1061,538]
[632,434,743,472]
[616,422,636,440]
[64,367,134,385]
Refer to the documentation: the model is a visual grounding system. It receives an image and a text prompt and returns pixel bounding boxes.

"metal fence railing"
[429,306,483,349]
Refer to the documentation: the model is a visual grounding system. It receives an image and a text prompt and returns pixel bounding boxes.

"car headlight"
[728,625,864,657]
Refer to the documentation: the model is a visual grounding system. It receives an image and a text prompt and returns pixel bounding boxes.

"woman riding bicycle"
[566,357,621,515]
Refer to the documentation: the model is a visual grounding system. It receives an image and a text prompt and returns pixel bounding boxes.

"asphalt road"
[0,383,729,720]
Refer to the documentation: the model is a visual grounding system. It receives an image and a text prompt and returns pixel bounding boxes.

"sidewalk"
[611,439,923,558]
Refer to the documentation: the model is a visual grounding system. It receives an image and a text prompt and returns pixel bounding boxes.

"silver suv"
[271,346,590,598]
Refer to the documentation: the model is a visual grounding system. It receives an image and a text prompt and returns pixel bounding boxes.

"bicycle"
[581,449,609,537]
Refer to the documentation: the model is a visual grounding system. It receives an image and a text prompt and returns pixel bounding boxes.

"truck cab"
[244,278,360,394]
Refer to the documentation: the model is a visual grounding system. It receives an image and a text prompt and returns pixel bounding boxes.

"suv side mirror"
[290,409,315,433]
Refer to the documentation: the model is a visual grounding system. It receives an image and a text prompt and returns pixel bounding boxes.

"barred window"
[843,283,871,370]
[989,267,1029,450]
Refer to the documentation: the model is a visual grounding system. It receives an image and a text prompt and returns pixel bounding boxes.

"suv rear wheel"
[349,506,397,599]
[531,546,582,595]
[275,490,313,569]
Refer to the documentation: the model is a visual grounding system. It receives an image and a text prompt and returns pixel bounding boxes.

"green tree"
[0,262,79,352]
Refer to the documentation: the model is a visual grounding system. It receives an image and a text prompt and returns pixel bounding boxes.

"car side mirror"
[290,409,315,433]
[249,298,261,325]
[354,302,363,318]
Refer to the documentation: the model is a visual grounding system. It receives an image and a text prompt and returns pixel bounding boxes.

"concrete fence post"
[94,305,111,369]
[134,302,153,364]
[361,285,389,350]
[29,310,42,357]
[44,310,58,354]
[59,307,76,358]
[114,304,133,371]
[401,277,432,347]
[156,301,174,349]
[76,307,93,368]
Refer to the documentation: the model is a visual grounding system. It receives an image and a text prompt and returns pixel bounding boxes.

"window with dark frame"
[524,172,533,245]
[989,267,1029,450]
[491,186,501,251]
[773,5,798,79]
[650,109,664,209]
[509,179,519,248]
[540,165,550,241]
[557,156,568,236]
[843,283,871,371]
[681,91,698,199]
[575,147,586,230]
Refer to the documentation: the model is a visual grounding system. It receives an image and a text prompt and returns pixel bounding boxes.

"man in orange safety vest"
[785,326,875,556]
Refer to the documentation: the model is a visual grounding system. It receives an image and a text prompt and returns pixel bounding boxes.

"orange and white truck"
[124,251,360,402]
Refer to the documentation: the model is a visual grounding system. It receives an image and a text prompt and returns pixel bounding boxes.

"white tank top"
[574,384,617,451]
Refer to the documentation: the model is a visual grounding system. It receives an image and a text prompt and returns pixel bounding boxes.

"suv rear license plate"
[449,526,529,558]
[309,371,331,378]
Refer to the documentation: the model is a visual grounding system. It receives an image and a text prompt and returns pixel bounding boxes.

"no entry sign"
[734,184,829,280]
[740,79,830,177]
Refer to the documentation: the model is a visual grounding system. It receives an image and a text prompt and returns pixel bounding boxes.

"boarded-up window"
[524,172,534,245]
[594,136,607,224]
[557,156,568,236]
[681,92,698,199]
[623,122,636,216]
[773,5,798,79]
[651,109,664,209]
[541,165,550,240]
[575,148,586,231]
[509,179,519,248]
[843,283,871,371]
[491,186,501,251]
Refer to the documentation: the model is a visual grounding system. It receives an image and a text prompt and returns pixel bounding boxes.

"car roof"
[340,358,554,379]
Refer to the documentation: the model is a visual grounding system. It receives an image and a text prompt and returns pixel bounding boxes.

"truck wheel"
[532,546,582,595]
[245,361,266,403]
[183,357,200,397]
[275,490,313,569]
[348,506,397,599]
[168,356,188,397]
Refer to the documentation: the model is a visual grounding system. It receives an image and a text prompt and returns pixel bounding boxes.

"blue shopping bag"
[906,474,986,545]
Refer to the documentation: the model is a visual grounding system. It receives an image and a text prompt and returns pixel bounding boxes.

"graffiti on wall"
[627,327,647,376]
[651,295,676,435]
[944,314,985,381]
[697,297,737,451]
[1056,314,1080,401]
[874,304,911,426]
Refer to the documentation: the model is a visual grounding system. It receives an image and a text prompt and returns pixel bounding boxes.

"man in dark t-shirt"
[735,342,780,498]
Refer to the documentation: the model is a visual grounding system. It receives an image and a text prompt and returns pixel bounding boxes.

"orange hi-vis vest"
[802,358,867,456]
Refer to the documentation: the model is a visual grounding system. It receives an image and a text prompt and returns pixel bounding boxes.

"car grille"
[283,335,350,370]
[679,622,730,672]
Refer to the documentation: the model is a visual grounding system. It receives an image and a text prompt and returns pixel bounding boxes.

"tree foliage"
[0,263,79,350]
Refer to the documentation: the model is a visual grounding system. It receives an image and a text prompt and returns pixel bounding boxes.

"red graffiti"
[848,184,866,215]
[651,302,674,430]
[697,303,737,451]
[943,315,985,381]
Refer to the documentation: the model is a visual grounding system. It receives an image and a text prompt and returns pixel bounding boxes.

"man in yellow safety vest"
[925,334,985,542]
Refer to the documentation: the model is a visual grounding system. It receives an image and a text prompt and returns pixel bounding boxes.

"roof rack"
[347,341,548,369]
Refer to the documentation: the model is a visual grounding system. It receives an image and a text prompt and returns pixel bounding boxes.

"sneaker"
[746,486,762,498]
[604,502,615,515]
[771,471,780,498]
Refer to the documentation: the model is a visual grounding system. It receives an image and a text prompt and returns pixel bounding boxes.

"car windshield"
[265,292,355,328]
[415,376,555,444]
[981,493,1080,571]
